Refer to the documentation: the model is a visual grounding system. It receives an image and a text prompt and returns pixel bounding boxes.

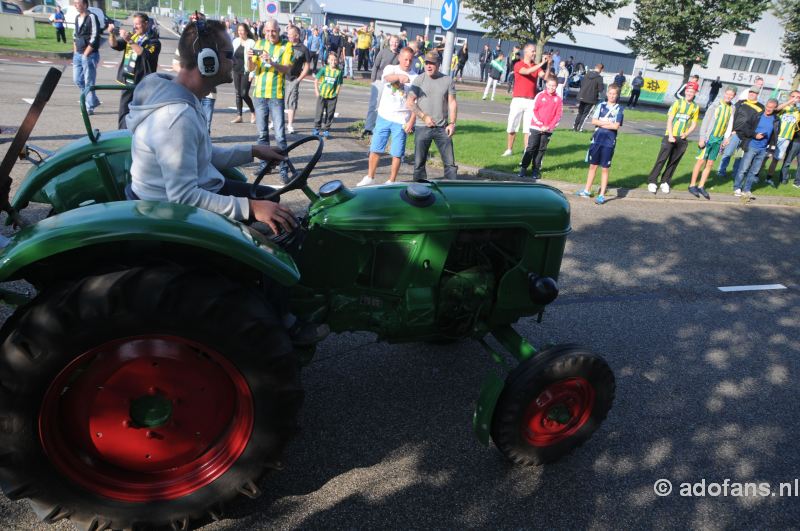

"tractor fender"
[0,201,300,286]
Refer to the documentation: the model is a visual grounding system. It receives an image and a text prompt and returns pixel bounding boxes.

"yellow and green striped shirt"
[709,101,733,138]
[666,98,700,137]
[251,39,294,99]
[778,105,800,140]
[315,65,343,99]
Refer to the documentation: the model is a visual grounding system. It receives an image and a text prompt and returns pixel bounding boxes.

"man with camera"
[109,13,161,129]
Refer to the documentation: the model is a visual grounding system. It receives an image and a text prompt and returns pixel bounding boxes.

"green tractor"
[0,69,615,530]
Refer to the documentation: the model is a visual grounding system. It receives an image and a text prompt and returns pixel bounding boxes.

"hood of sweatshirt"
[126,73,200,132]
[585,70,601,82]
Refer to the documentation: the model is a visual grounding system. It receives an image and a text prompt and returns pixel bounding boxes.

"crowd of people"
[74,8,800,205]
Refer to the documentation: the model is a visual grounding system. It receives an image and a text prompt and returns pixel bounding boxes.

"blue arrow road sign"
[440,0,459,31]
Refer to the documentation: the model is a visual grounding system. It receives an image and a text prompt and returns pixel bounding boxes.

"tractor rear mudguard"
[0,200,299,290]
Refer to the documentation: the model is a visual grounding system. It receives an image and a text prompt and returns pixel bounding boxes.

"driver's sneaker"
[501,149,513,157]
[660,182,670,194]
[688,186,700,198]
[647,183,657,194]
[356,175,374,187]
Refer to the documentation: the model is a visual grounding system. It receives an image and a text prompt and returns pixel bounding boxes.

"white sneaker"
[733,189,742,197]
[269,121,274,130]
[384,179,395,184]
[356,175,374,187]
[647,183,657,194]
[287,124,295,134]
[660,182,670,194]
[501,149,513,157]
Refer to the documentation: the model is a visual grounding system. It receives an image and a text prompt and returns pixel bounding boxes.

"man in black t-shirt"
[284,25,311,135]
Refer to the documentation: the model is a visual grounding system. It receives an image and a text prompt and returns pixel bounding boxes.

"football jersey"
[251,39,294,99]
[591,102,624,147]
[666,98,699,137]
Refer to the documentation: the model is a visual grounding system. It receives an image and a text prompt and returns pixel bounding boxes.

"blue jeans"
[717,134,741,177]
[254,97,288,181]
[200,97,215,133]
[735,146,767,192]
[73,52,100,110]
[414,125,457,181]
[780,140,800,184]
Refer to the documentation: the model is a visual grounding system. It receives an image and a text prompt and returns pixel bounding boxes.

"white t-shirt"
[377,65,417,124]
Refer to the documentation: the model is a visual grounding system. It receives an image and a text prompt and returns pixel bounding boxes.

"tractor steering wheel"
[249,135,324,202]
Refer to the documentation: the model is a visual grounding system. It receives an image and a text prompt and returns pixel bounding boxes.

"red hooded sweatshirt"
[530,90,563,131]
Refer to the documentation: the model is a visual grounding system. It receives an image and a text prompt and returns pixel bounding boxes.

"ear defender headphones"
[194,13,219,77]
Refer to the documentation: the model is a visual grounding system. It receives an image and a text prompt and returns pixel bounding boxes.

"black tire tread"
[491,345,615,466]
[0,264,302,530]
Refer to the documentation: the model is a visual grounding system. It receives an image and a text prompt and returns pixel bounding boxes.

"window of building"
[403,0,415,3]
[750,58,770,74]
[617,17,631,30]
[280,1,293,12]
[720,54,752,71]
[734,33,749,47]
[768,60,782,75]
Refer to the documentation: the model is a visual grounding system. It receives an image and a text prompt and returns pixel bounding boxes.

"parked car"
[22,3,58,22]
[0,1,23,14]
[62,5,111,31]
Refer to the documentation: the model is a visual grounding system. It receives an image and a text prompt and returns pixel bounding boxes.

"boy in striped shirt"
[688,87,735,199]
[313,52,344,138]
[647,82,699,194]
[247,19,294,182]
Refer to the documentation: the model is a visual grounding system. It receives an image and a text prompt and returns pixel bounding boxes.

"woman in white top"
[231,23,256,123]
[556,61,569,100]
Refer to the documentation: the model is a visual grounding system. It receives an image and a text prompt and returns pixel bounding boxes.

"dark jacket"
[578,70,604,104]
[732,99,764,151]
[73,11,101,53]
[479,48,493,65]
[371,47,399,82]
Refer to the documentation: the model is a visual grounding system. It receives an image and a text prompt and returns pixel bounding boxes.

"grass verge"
[404,119,800,197]
[0,25,71,53]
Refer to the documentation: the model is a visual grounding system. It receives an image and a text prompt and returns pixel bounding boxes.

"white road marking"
[227,106,238,110]
[101,65,115,68]
[161,23,181,38]
[103,61,116,65]
[37,60,53,64]
[481,111,507,116]
[717,284,787,292]
[22,98,34,104]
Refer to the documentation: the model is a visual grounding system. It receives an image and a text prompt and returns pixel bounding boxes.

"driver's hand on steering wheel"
[248,200,297,235]
[252,145,287,163]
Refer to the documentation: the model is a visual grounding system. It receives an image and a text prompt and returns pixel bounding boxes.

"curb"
[349,128,800,207]
[0,47,71,60]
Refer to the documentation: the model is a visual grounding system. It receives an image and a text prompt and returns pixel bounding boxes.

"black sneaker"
[688,186,700,198]
[698,187,710,200]
[518,169,527,179]
[288,321,330,347]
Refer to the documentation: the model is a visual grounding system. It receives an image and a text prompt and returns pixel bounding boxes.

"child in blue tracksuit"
[576,84,624,205]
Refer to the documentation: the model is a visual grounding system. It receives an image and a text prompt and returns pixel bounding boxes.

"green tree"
[774,0,800,88]
[628,0,769,83]
[464,0,628,62]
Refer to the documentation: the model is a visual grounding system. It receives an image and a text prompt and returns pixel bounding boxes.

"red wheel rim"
[39,336,254,502]
[522,377,595,447]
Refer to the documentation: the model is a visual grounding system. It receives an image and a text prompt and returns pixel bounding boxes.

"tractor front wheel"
[0,265,302,530]
[491,344,615,466]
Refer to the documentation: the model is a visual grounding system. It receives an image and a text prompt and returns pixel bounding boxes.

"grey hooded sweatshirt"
[127,73,253,220]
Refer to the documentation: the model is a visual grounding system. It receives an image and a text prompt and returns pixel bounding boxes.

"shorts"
[507,97,535,134]
[370,115,407,158]
[775,137,791,161]
[284,78,301,111]
[696,136,723,161]
[587,143,615,168]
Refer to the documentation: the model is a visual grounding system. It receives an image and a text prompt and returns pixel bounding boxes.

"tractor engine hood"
[309,180,571,237]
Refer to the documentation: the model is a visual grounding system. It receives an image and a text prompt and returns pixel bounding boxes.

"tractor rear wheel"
[0,265,302,530]
[490,344,614,466]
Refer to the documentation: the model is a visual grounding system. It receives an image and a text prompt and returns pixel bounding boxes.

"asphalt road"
[0,28,799,531]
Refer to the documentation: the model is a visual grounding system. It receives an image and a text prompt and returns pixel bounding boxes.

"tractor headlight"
[528,274,559,305]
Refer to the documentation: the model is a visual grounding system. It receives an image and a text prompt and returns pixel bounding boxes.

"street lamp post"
[319,2,326,26]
